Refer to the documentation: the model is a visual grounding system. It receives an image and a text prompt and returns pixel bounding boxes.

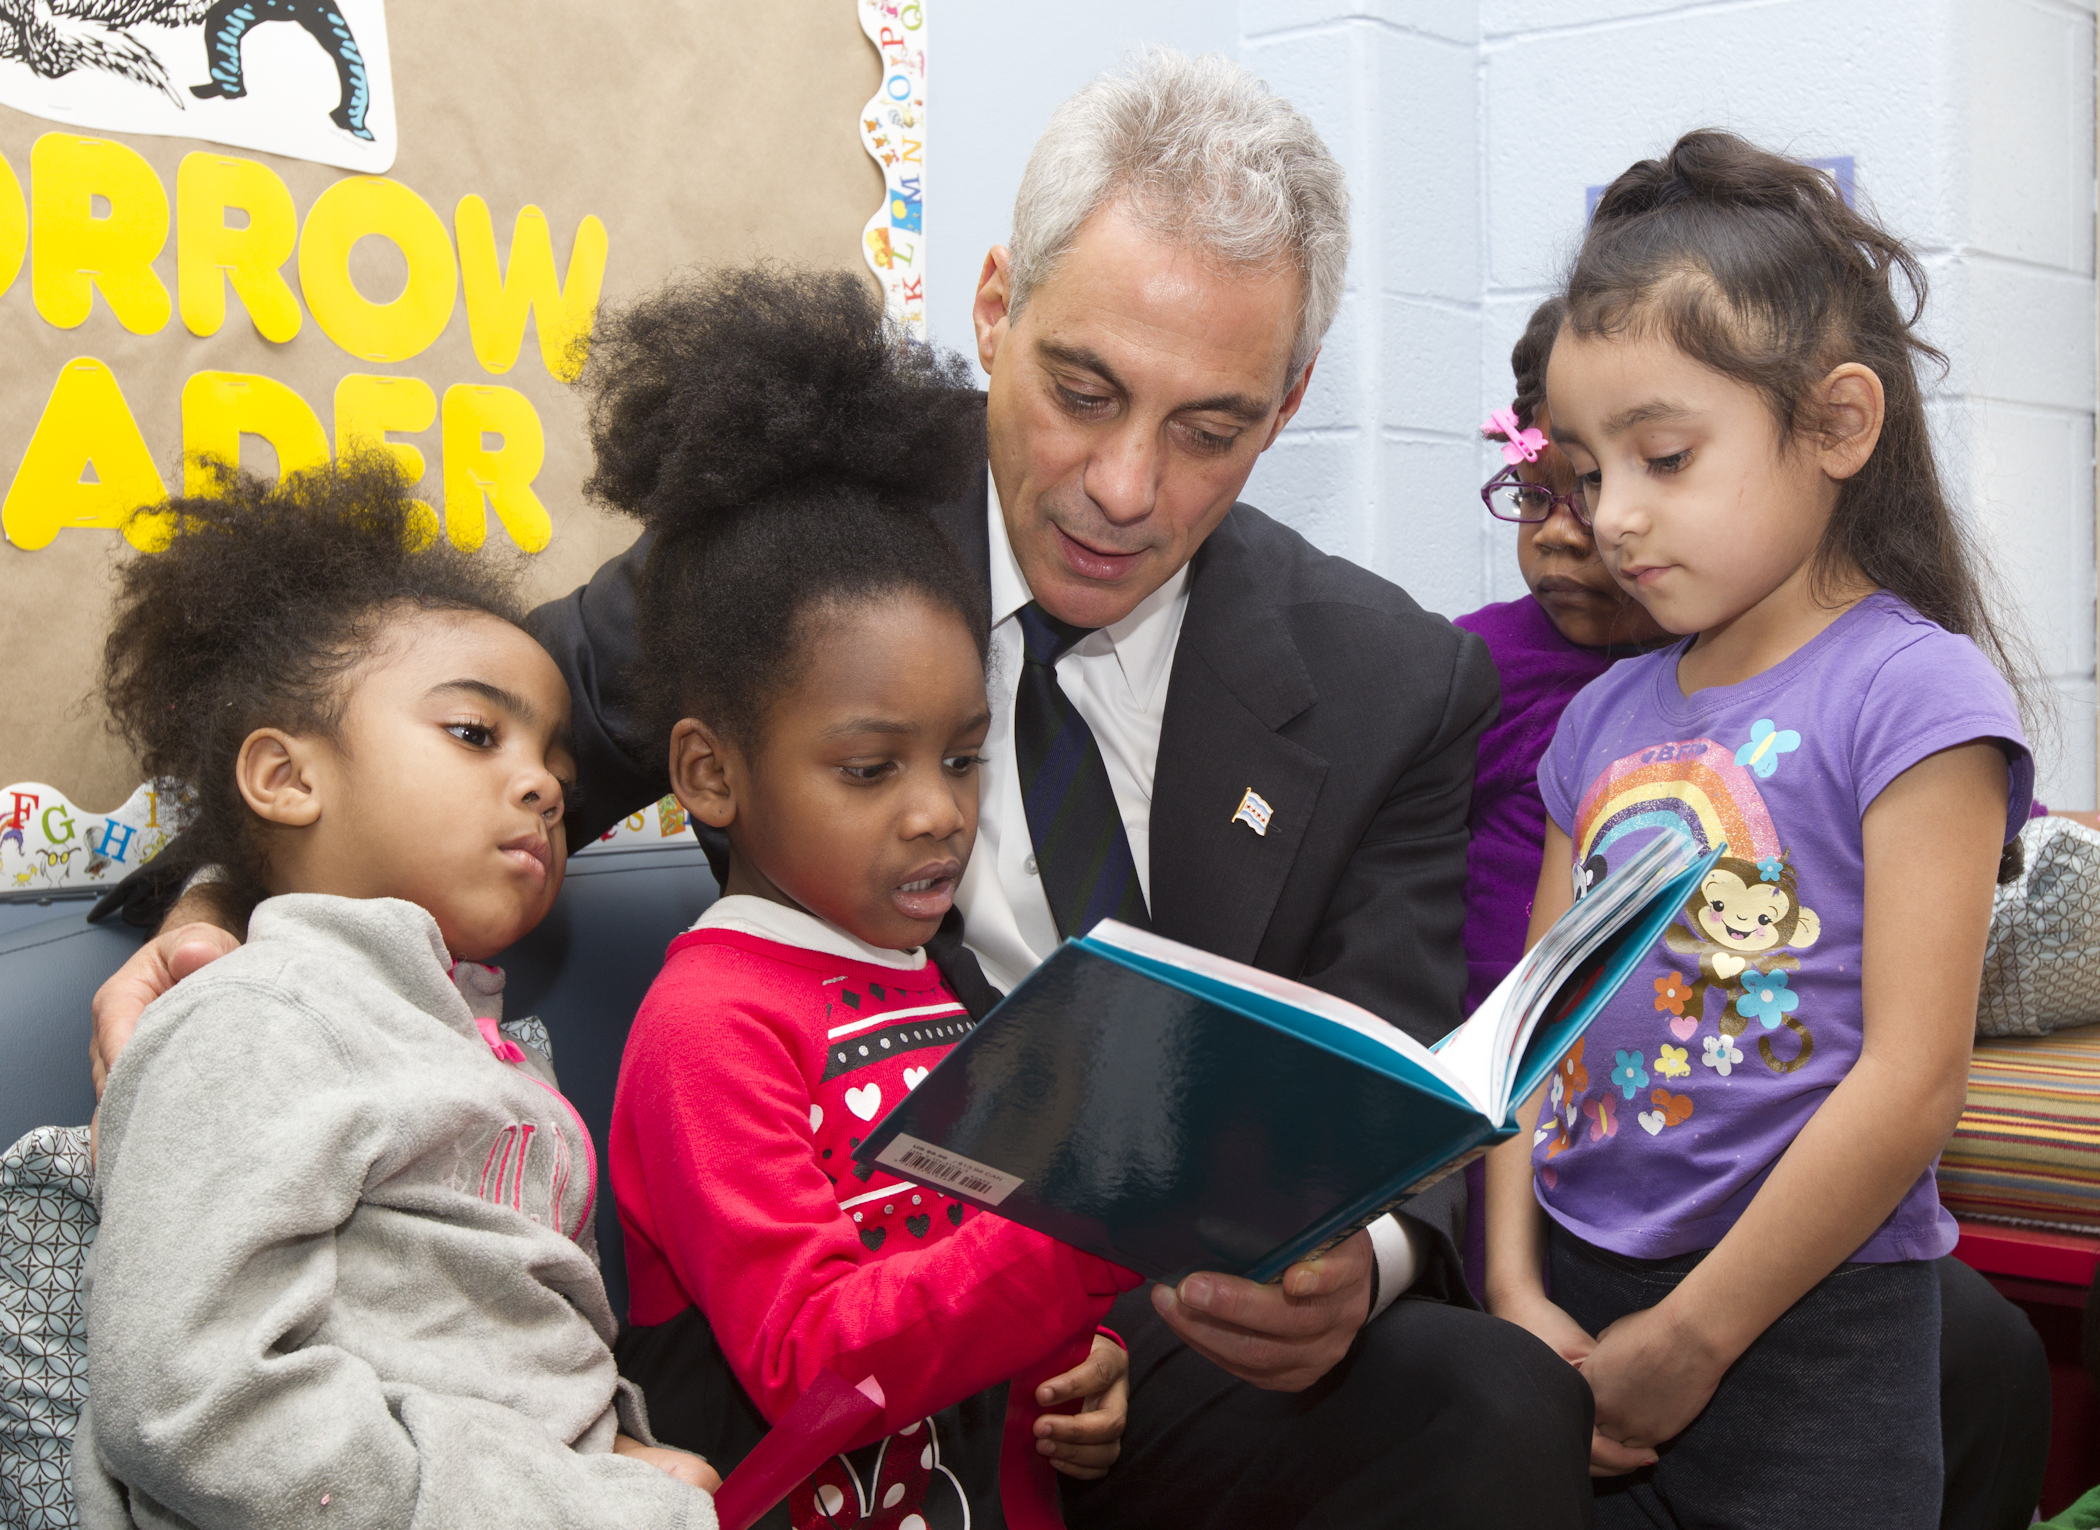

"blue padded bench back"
[0,845,718,1324]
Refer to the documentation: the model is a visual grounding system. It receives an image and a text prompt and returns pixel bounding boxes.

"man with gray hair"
[93,48,1594,1527]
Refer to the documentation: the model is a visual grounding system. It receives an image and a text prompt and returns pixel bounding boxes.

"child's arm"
[1483,822,1655,1476]
[619,993,1142,1443]
[84,998,710,1530]
[1579,740,2004,1453]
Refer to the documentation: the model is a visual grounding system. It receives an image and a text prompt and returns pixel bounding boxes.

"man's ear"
[234,728,325,827]
[1260,350,1319,451]
[973,245,1014,375]
[1816,362,1885,482]
[669,718,738,830]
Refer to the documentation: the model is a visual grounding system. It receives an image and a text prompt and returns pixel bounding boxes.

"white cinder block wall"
[936,0,2099,806]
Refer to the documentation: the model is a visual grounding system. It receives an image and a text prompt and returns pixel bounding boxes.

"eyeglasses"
[1480,463,1591,527]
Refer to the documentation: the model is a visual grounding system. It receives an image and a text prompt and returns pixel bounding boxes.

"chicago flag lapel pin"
[1230,788,1274,837]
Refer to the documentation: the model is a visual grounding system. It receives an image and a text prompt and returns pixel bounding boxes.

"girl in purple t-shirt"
[1484,132,2032,1530]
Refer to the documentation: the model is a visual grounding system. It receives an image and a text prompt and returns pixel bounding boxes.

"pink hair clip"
[1482,407,1549,465]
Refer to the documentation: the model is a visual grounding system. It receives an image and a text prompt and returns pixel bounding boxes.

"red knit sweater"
[612,924,1138,1528]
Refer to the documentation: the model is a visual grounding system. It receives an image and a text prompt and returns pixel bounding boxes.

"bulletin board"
[0,0,929,888]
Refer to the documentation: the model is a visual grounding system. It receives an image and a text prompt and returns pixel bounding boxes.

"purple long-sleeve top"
[1452,596,1620,1016]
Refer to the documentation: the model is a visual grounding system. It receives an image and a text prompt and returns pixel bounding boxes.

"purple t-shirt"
[1536,592,2032,1263]
[1454,597,1619,1015]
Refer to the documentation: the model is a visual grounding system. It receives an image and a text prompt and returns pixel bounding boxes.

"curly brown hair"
[101,456,525,895]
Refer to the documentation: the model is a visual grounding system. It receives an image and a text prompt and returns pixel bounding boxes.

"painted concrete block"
[1377,434,1490,612]
[1958,258,2099,412]
[1245,428,1371,566]
[1374,25,1483,301]
[1244,0,1477,45]
[1293,287,1366,433]
[2037,676,2098,811]
[1485,2,1955,291]
[1961,0,2096,272]
[1968,402,2094,677]
[1383,293,1483,430]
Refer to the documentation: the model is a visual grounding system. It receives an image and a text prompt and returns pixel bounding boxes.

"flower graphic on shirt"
[1734,718,1802,779]
[1550,1039,1588,1112]
[1611,1050,1649,1100]
[1655,1043,1691,1079]
[1734,968,1799,1029]
[1702,1034,1744,1075]
[1583,1093,1617,1142]
[1757,856,1784,884]
[1653,973,1691,1016]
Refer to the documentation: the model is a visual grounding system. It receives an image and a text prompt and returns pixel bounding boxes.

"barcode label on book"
[874,1135,1024,1205]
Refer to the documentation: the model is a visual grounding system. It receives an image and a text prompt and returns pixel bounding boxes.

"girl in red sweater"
[597,267,1142,1530]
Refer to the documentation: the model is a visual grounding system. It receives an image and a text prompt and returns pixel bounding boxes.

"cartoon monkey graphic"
[1662,853,1821,1074]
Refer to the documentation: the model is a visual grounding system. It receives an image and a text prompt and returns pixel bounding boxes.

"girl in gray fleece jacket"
[73,461,717,1530]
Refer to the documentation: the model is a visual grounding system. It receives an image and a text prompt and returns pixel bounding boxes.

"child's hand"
[1487,1289,1656,1477]
[614,1433,722,1494]
[1578,1303,1726,1469]
[1032,1333,1129,1480]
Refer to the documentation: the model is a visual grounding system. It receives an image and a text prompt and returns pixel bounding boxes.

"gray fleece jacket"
[72,894,714,1530]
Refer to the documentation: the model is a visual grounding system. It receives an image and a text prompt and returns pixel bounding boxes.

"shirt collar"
[691,894,927,970]
[985,467,1191,707]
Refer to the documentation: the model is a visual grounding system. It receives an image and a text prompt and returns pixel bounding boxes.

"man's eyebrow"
[1036,339,1271,423]
[430,679,538,725]
[1036,339,1129,396]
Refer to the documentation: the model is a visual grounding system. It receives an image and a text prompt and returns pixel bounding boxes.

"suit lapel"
[1149,511,1327,965]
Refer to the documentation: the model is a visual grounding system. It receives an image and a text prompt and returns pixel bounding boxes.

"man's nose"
[1082,421,1162,526]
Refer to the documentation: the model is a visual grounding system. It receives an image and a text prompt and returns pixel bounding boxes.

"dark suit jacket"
[529,455,1500,1050]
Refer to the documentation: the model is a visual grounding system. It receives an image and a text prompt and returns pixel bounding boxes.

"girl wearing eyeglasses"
[1455,297,1669,1021]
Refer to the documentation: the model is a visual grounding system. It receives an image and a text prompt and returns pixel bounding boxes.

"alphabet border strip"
[0,780,699,894]
[0,780,176,894]
[858,0,927,341]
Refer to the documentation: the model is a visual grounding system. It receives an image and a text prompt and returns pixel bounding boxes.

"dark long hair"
[1510,296,1564,431]
[1564,130,2031,715]
[581,264,989,750]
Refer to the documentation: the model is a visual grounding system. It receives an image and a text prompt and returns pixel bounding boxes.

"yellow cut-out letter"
[0,150,27,299]
[442,384,549,553]
[455,195,607,382]
[299,176,457,363]
[181,371,330,494]
[2,358,167,551]
[32,135,171,334]
[177,153,302,343]
[336,373,438,542]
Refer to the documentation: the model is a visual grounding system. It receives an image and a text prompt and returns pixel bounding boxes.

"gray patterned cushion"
[1981,816,2100,1038]
[1,1125,94,1530]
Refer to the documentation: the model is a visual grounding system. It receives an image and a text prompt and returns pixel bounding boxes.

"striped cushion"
[1939,1025,2100,1233]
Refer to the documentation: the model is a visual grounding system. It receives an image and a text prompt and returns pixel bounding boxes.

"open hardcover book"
[855,833,1724,1283]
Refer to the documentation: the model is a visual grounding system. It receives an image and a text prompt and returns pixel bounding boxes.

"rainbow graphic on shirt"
[1571,737,1780,873]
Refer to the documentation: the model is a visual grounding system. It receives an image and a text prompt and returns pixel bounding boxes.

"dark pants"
[1061,1251,1595,1530]
[1551,1227,1942,1530]
[1940,1254,2051,1530]
[1458,1172,2050,1529]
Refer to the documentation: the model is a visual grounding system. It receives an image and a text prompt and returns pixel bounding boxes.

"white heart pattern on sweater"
[845,1083,883,1121]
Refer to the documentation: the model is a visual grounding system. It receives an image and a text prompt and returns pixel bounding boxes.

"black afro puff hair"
[580,263,991,749]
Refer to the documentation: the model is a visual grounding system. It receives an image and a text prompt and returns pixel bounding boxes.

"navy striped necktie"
[1012,602,1151,940]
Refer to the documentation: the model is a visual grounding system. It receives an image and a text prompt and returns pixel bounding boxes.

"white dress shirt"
[956,477,1419,1313]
